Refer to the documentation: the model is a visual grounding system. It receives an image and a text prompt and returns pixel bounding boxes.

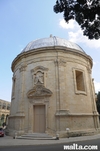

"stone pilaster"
[18,65,27,113]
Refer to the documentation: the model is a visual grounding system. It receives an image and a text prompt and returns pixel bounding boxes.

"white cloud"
[59,19,100,49]
[68,29,83,43]
[94,81,100,93]
[69,30,100,48]
[93,61,96,65]
[59,19,76,29]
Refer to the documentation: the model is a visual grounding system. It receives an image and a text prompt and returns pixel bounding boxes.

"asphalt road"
[0,138,100,151]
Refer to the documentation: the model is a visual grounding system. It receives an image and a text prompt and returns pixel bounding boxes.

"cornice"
[11,46,93,72]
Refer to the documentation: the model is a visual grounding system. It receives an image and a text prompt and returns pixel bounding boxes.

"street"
[0,138,100,151]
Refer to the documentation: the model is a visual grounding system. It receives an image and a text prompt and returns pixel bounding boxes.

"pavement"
[0,134,100,147]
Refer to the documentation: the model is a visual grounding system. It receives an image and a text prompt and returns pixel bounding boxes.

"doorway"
[34,105,45,133]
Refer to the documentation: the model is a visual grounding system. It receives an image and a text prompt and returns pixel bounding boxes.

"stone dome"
[22,36,85,53]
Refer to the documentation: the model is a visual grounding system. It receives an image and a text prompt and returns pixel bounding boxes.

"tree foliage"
[53,0,100,39]
[96,92,100,114]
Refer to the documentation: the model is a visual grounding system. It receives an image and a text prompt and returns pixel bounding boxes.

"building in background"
[0,99,10,127]
[8,36,99,137]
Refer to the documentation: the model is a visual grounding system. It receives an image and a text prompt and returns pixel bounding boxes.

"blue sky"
[0,0,100,102]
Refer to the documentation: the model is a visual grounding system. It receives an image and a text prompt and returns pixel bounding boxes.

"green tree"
[1,114,5,126]
[96,91,100,114]
[53,0,100,39]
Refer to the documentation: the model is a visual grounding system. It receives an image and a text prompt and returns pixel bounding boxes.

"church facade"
[8,36,99,137]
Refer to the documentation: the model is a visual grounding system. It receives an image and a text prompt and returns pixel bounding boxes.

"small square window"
[73,69,87,95]
[75,70,85,91]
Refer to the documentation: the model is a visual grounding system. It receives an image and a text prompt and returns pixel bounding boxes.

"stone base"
[6,128,100,139]
[56,129,100,138]
[5,128,25,137]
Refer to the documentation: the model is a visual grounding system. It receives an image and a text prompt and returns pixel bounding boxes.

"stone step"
[16,136,57,140]
[21,133,52,138]
[15,133,58,140]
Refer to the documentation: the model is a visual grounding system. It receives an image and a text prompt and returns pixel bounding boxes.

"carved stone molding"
[31,66,48,73]
[54,59,66,67]
[87,67,92,74]
[27,84,52,98]
[55,110,95,116]
[19,65,27,72]
[59,59,66,67]
[55,110,70,116]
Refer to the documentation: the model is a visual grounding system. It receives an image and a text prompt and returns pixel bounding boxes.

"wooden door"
[34,105,45,133]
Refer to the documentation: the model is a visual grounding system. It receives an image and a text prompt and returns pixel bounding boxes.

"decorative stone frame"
[31,66,48,87]
[73,68,87,95]
[27,84,52,99]
[27,66,52,99]
[27,98,50,134]
[27,66,52,134]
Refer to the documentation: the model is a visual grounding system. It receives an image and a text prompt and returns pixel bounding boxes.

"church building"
[8,36,99,137]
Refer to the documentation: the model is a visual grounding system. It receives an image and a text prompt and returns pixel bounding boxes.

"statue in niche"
[34,71,44,85]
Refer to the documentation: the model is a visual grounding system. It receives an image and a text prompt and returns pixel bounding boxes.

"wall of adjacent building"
[0,99,10,126]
